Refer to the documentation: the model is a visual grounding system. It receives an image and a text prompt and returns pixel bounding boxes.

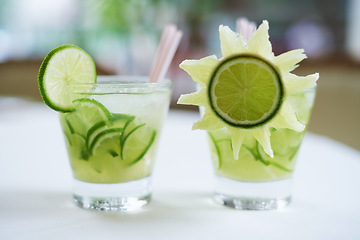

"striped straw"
[236,17,256,42]
[149,24,183,83]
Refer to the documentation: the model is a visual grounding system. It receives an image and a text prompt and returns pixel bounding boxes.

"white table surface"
[1,97,360,240]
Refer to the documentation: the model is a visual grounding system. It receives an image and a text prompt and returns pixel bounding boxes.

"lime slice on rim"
[208,54,284,128]
[38,44,96,112]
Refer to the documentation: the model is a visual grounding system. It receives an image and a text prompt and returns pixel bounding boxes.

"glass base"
[72,176,152,211]
[213,176,292,210]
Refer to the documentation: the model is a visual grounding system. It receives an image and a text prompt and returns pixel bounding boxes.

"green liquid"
[60,109,158,184]
[58,86,172,184]
[208,89,315,182]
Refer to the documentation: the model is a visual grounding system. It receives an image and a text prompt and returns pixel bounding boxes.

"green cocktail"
[61,76,172,210]
[59,108,157,184]
[208,89,315,182]
[37,44,172,211]
[59,78,170,184]
[177,20,319,210]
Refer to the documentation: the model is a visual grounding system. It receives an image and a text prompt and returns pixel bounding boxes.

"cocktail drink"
[60,77,171,210]
[209,89,315,182]
[37,45,172,211]
[208,88,315,209]
[178,19,318,210]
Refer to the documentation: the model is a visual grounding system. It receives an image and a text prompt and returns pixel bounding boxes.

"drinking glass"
[208,88,316,210]
[59,76,172,211]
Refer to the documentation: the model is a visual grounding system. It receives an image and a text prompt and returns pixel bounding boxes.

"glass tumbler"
[59,76,172,211]
[208,88,316,210]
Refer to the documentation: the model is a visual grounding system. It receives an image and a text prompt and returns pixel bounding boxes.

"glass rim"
[70,75,173,94]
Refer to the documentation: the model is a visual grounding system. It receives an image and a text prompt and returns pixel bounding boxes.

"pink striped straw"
[236,17,256,42]
[149,24,183,83]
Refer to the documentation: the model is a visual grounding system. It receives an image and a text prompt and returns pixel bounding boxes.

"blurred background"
[0,0,359,150]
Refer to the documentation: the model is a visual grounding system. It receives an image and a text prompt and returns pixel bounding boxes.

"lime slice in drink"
[86,121,108,148]
[111,113,134,127]
[121,123,156,166]
[73,98,111,127]
[38,44,96,112]
[66,133,88,160]
[59,113,75,135]
[67,98,111,137]
[207,129,232,169]
[62,113,88,137]
[59,113,88,159]
[89,128,122,156]
[208,54,284,128]
[207,132,222,169]
[88,128,123,173]
[86,113,133,149]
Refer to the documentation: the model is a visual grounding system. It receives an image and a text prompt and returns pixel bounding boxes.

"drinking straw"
[149,24,183,83]
[236,17,256,42]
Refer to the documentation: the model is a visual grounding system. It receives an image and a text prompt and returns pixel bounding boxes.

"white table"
[1,97,360,240]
